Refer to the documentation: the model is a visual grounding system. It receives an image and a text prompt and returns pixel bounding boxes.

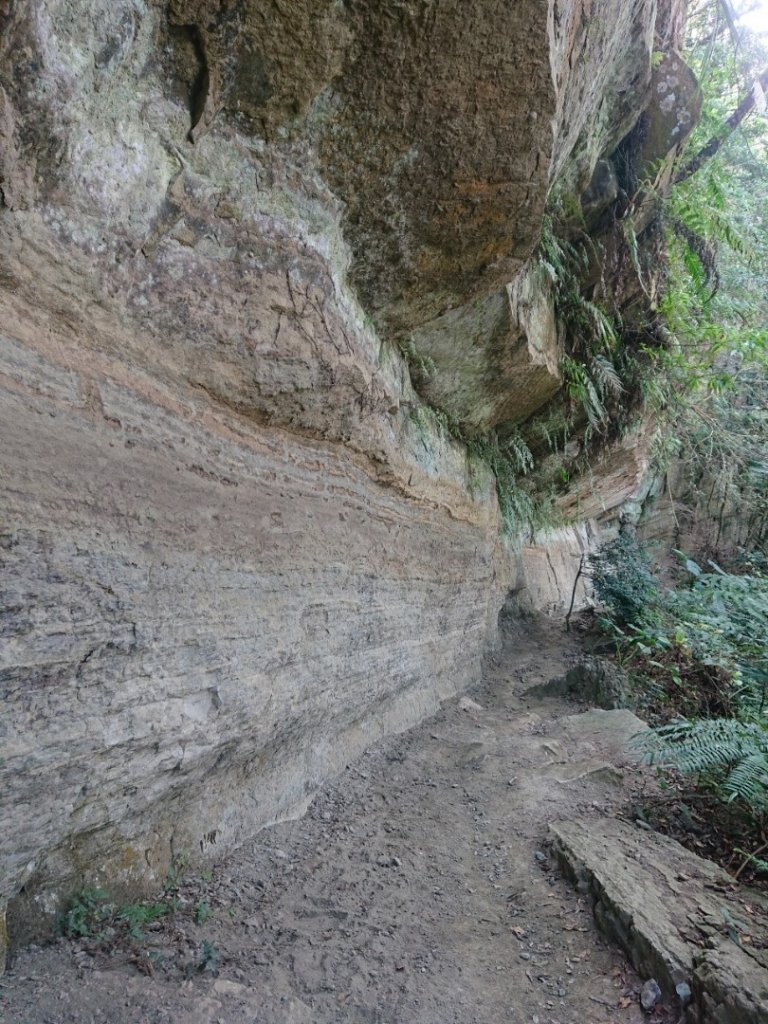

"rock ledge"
[550,817,768,1023]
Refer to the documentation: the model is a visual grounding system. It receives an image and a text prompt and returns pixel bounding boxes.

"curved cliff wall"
[0,0,677,953]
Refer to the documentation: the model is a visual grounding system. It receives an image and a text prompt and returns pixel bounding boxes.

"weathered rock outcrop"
[0,0,687,962]
[510,524,597,618]
[638,457,766,561]
[532,657,633,709]
[552,817,768,1023]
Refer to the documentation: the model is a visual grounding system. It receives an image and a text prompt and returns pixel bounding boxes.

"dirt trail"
[1,617,666,1024]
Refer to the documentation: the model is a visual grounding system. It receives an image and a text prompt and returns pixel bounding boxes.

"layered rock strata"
[0,0,684,960]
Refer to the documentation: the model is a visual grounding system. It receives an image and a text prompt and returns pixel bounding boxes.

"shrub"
[61,888,115,939]
[588,532,660,629]
[667,562,768,710]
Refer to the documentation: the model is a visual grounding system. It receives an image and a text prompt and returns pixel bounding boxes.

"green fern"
[734,848,768,876]
[622,219,650,298]
[537,208,626,442]
[561,355,608,430]
[500,431,535,475]
[638,717,768,816]
[466,429,539,535]
[726,752,768,808]
[590,354,625,397]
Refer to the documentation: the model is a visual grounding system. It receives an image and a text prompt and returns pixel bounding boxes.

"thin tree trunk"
[565,554,585,633]
[718,0,743,50]
[674,66,768,184]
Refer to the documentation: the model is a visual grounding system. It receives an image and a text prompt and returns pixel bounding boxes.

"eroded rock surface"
[408,262,561,433]
[0,0,688,959]
[551,817,768,1023]
[0,619,659,1024]
[531,657,633,709]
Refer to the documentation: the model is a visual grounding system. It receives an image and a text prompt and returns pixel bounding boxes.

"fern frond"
[622,219,650,297]
[724,753,768,808]
[640,717,768,814]
[591,354,625,397]
[501,432,535,475]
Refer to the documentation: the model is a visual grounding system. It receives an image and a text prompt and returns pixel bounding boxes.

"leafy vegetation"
[199,938,220,974]
[639,0,768,552]
[194,899,214,925]
[58,851,222,974]
[590,534,768,853]
[117,902,169,940]
[667,561,768,708]
[642,717,768,815]
[164,849,190,892]
[408,402,558,538]
[398,337,437,384]
[585,16,768,860]
[398,0,767,552]
[60,889,168,942]
[589,533,661,630]
[61,888,115,940]
[464,430,537,536]
[538,216,626,438]
[527,2,768,551]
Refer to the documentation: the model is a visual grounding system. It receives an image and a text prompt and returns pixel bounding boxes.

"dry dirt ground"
[1,617,674,1024]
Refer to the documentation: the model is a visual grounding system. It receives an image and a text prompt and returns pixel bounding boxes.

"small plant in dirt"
[60,891,170,943]
[58,864,222,973]
[194,900,213,925]
[164,850,190,892]
[198,939,220,975]
[61,888,116,939]
[117,902,169,940]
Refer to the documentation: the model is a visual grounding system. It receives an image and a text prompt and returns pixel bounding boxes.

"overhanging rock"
[406,263,561,433]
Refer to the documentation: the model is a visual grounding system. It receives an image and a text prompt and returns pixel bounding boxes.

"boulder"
[557,656,633,709]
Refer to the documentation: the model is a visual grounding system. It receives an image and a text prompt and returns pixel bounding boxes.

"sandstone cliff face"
[0,0,682,957]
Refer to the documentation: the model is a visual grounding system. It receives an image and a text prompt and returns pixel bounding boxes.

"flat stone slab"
[550,817,768,1023]
[550,708,648,757]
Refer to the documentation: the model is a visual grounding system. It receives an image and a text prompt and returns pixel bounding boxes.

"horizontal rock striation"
[0,0,682,961]
[2,323,506,947]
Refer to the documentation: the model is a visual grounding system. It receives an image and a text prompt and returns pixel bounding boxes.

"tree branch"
[717,0,743,51]
[674,66,768,184]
